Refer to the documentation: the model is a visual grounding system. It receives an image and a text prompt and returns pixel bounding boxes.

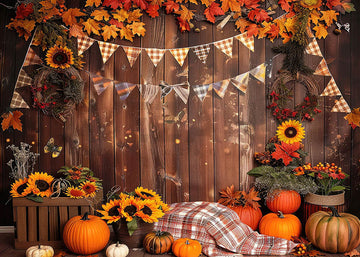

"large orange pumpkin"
[231,205,262,230]
[63,212,110,255]
[266,190,301,214]
[143,231,174,254]
[259,211,302,240]
[172,238,202,257]
[305,207,360,253]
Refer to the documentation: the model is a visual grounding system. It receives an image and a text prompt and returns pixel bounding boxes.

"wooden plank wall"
[1,2,360,226]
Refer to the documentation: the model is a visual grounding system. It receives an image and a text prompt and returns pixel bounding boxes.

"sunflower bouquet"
[97,187,170,236]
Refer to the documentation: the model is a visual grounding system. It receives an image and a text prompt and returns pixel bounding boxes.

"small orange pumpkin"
[266,190,301,214]
[231,205,262,230]
[172,238,202,257]
[143,231,174,254]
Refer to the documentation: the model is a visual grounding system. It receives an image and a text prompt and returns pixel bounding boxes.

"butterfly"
[44,138,62,158]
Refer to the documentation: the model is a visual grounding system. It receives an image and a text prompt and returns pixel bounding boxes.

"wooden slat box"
[13,197,98,249]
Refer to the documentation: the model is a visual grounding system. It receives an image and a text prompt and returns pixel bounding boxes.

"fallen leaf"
[266,23,280,42]
[120,26,134,41]
[244,0,260,9]
[102,24,120,41]
[248,8,271,22]
[146,4,160,18]
[344,107,360,129]
[127,9,143,22]
[6,19,36,40]
[235,18,252,33]
[128,21,146,36]
[344,249,360,257]
[313,24,328,39]
[112,9,129,22]
[310,10,321,25]
[204,2,224,23]
[341,2,356,13]
[62,8,86,26]
[163,0,180,14]
[91,9,111,21]
[1,111,23,132]
[246,23,259,37]
[271,142,300,166]
[83,18,101,35]
[320,10,338,26]
[69,23,86,37]
[278,0,291,12]
[177,16,190,32]
[307,249,325,257]
[176,5,195,21]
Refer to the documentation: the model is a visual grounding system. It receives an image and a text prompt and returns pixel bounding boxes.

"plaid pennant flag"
[214,38,233,58]
[331,96,351,113]
[314,58,331,76]
[90,73,114,95]
[320,77,342,96]
[305,38,323,57]
[250,63,266,83]
[231,72,249,93]
[212,79,230,98]
[170,48,189,66]
[235,32,254,52]
[139,83,160,104]
[23,48,42,66]
[193,44,211,64]
[122,46,141,67]
[97,41,119,64]
[14,68,33,89]
[115,82,137,100]
[193,84,211,101]
[10,91,29,109]
[77,36,96,55]
[145,48,166,67]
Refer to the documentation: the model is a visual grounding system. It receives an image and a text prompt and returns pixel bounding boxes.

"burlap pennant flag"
[193,44,211,64]
[235,32,254,52]
[305,37,323,57]
[77,36,96,55]
[145,48,166,67]
[90,73,114,95]
[97,41,119,64]
[139,84,160,104]
[122,46,141,67]
[193,84,211,101]
[214,38,233,58]
[314,58,331,76]
[231,72,249,93]
[331,96,351,113]
[320,77,342,96]
[115,82,137,100]
[23,48,42,66]
[249,63,266,83]
[170,48,189,66]
[212,79,230,98]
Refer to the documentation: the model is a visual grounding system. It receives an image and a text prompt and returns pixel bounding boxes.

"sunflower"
[27,172,54,197]
[10,178,32,197]
[120,196,141,222]
[65,186,85,199]
[134,186,161,201]
[299,0,322,9]
[45,45,74,69]
[80,181,98,197]
[156,199,170,213]
[136,199,165,223]
[276,120,305,144]
[97,199,122,223]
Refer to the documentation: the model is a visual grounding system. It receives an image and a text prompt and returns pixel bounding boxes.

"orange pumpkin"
[63,212,110,255]
[266,190,301,214]
[143,231,174,254]
[172,238,202,257]
[259,211,302,240]
[305,207,360,253]
[231,205,262,230]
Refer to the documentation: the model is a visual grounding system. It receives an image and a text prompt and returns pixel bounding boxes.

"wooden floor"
[0,233,357,257]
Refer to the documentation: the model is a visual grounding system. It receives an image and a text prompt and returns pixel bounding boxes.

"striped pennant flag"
[139,83,160,104]
[331,96,351,113]
[235,32,254,52]
[250,63,266,83]
[314,58,331,76]
[305,37,323,57]
[77,36,96,55]
[97,41,119,64]
[122,46,141,67]
[115,82,137,100]
[231,72,249,93]
[170,48,189,66]
[23,48,42,66]
[320,77,341,96]
[145,48,165,67]
[193,84,211,101]
[90,73,114,95]
[193,44,211,64]
[214,38,233,58]
[212,79,230,98]
[160,81,190,104]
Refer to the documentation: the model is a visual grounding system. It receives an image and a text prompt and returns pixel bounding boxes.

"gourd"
[63,212,110,255]
[26,245,54,257]
[305,207,360,253]
[259,211,302,240]
[143,231,174,254]
[231,205,262,230]
[172,238,202,257]
[106,242,129,257]
[266,190,301,214]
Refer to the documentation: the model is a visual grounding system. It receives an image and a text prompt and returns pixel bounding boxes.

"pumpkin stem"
[116,241,119,247]
[81,212,90,220]
[328,206,341,217]
[38,244,41,249]
[185,240,190,245]
[277,211,285,219]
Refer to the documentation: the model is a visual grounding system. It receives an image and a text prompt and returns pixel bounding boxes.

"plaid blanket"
[154,201,297,256]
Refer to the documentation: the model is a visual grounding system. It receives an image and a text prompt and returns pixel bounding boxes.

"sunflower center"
[17,183,28,194]
[83,185,94,192]
[284,127,298,138]
[52,51,69,65]
[35,180,50,191]
[124,205,137,216]
[141,191,154,197]
[142,206,153,216]
[108,206,120,216]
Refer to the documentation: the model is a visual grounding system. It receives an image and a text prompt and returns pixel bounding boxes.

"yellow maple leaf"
[235,18,251,33]
[274,17,286,35]
[188,0,198,5]
[128,21,146,36]
[200,0,214,7]
[127,9,143,23]
[120,26,134,42]
[62,8,86,26]
[1,111,23,132]
[112,9,129,22]
[344,107,360,128]
[221,0,241,13]
[313,24,328,39]
[284,16,296,34]
[176,5,195,21]
[258,21,271,39]
[310,10,320,26]
[102,25,120,41]
[85,0,102,7]
[320,10,338,26]
[83,18,101,36]
[91,9,110,21]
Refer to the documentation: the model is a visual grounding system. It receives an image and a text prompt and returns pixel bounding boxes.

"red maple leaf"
[177,17,190,32]
[15,3,34,19]
[204,2,224,23]
[248,8,271,22]
[109,18,124,28]
[326,0,342,9]
[163,0,180,14]
[102,0,123,9]
[266,24,280,40]
[271,142,300,166]
[133,0,148,10]
[246,23,259,37]
[123,0,132,10]
[278,0,291,12]
[146,4,160,17]
[244,0,260,9]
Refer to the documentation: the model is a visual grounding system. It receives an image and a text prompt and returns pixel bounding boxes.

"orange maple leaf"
[83,18,101,36]
[310,10,321,25]
[345,249,360,257]
[243,187,261,209]
[6,19,36,40]
[177,17,190,31]
[39,0,60,18]
[246,23,259,37]
[62,8,86,26]
[221,0,241,12]
[1,111,23,132]
[127,9,143,22]
[146,4,160,18]
[85,0,102,7]
[204,2,224,23]
[278,0,291,12]
[128,22,146,36]
[320,10,338,26]
[120,26,134,41]
[102,24,120,41]
[266,24,280,42]
[91,9,111,21]
[163,0,180,14]
[248,8,271,22]
[235,18,252,33]
[313,24,328,39]
[176,5,195,21]
[271,142,300,166]
[69,23,86,37]
[344,107,360,129]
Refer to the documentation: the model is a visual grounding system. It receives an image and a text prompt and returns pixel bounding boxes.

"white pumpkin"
[26,245,54,257]
[106,242,129,257]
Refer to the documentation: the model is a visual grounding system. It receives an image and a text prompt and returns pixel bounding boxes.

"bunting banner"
[249,63,266,83]
[231,72,249,93]
[23,48,42,66]
[193,44,211,64]
[97,41,119,64]
[10,68,33,108]
[77,36,96,55]
[193,84,211,101]
[122,46,141,67]
[235,33,254,52]
[331,96,351,113]
[212,79,230,98]
[145,48,166,67]
[314,58,331,76]
[170,48,189,66]
[115,82,137,100]
[10,92,29,109]
[305,38,322,57]
[320,78,342,96]
[214,38,233,58]
[160,81,190,104]
[90,73,114,95]
[139,84,160,104]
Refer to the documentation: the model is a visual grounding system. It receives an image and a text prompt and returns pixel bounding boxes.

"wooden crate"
[12,196,100,249]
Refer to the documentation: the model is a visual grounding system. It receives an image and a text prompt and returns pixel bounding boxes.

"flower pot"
[112,219,154,248]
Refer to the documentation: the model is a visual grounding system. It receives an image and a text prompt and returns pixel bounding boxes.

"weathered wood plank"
[27,207,37,242]
[38,206,48,241]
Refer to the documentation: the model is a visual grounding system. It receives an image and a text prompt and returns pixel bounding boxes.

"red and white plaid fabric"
[214,38,233,58]
[23,48,42,66]
[122,46,141,67]
[170,48,189,66]
[77,36,96,55]
[231,72,249,93]
[320,77,341,96]
[193,44,211,64]
[305,38,322,57]
[212,79,230,98]
[314,58,331,76]
[235,32,254,52]
[98,41,119,64]
[331,96,351,113]
[155,202,297,256]
[145,48,165,67]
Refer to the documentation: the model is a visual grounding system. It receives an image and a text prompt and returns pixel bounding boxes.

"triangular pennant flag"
[97,41,119,64]
[193,44,211,64]
[314,58,331,76]
[250,63,266,83]
[173,82,190,104]
[320,77,342,96]
[145,48,165,67]
[10,91,29,109]
[122,46,141,67]
[193,84,211,101]
[331,96,351,113]
[77,36,96,55]
[115,82,137,100]
[90,73,114,95]
[235,32,254,52]
[14,68,33,89]
[23,48,42,66]
[231,72,249,93]
[212,79,230,98]
[170,48,189,66]
[305,37,323,57]
[214,38,233,58]
[139,84,160,104]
